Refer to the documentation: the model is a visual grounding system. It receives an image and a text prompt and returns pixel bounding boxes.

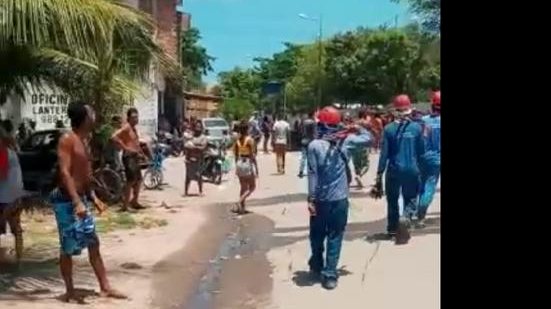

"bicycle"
[143,140,166,190]
[91,163,124,204]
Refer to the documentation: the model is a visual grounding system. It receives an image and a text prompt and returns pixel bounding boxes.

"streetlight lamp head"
[298,13,318,21]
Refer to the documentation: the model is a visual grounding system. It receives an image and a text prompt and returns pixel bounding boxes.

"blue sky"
[184,0,410,83]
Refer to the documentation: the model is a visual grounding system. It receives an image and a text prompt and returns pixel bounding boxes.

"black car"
[18,129,67,194]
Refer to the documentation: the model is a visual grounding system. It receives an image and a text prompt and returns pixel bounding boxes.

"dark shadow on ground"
[292,266,353,287]
[0,254,131,302]
[271,212,440,250]
[0,257,61,299]
[215,193,308,209]
[53,288,98,305]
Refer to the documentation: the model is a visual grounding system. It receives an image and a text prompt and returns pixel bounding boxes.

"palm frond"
[0,0,184,111]
[1,0,154,57]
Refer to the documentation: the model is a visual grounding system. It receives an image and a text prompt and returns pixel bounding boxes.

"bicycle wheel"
[93,168,123,204]
[158,170,164,186]
[213,164,222,185]
[143,169,160,190]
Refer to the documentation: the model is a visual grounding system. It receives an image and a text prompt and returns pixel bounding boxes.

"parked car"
[17,129,66,194]
[201,117,230,144]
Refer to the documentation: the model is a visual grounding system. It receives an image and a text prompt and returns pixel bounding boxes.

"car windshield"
[204,119,228,127]
[21,131,60,150]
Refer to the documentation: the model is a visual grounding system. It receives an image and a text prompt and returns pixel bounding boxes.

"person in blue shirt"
[248,112,262,154]
[417,91,441,227]
[375,94,425,243]
[307,106,372,290]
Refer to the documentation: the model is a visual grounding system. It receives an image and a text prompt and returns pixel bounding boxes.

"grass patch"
[95,212,137,234]
[19,212,59,248]
[95,212,168,233]
[17,210,167,241]
[138,217,168,230]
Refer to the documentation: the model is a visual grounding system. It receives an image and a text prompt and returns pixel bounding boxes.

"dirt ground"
[0,152,440,309]
[0,158,214,309]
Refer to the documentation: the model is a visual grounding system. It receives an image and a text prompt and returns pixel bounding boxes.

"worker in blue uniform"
[307,106,372,289]
[375,94,425,243]
[417,91,441,227]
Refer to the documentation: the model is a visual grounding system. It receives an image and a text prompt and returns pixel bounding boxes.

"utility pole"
[317,14,323,109]
[299,13,324,109]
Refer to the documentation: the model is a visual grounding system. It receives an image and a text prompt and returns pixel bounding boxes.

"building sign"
[16,88,72,130]
[8,83,158,134]
[30,93,71,127]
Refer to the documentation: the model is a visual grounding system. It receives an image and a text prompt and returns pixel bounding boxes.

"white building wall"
[1,87,70,130]
[1,83,158,139]
[131,83,159,140]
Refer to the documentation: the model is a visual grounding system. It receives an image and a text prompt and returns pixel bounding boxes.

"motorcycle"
[201,140,225,185]
[157,131,184,157]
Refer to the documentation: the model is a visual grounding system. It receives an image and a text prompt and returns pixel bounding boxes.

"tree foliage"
[393,0,440,35]
[180,27,215,90]
[325,27,439,104]
[217,67,260,103]
[285,44,328,112]
[220,97,254,121]
[253,42,301,84]
[0,0,182,122]
[216,23,440,117]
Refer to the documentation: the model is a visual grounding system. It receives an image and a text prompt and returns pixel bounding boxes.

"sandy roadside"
[0,157,232,309]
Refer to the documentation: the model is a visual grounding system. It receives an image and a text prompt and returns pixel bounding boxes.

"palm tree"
[0,0,182,120]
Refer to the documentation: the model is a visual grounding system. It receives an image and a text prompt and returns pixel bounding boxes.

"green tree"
[0,0,182,121]
[216,23,440,112]
[220,97,254,121]
[253,43,301,84]
[180,27,215,90]
[217,67,261,105]
[286,43,328,112]
[393,0,440,35]
[325,26,439,104]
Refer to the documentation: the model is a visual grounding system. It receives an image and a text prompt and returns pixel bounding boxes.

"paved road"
[0,150,439,309]
[167,150,441,309]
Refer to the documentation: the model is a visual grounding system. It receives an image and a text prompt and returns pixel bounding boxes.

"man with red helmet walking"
[306,106,373,289]
[417,91,441,227]
[374,94,425,244]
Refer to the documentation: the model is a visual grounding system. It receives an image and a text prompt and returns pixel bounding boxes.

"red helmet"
[317,106,341,126]
[431,91,441,107]
[393,94,412,110]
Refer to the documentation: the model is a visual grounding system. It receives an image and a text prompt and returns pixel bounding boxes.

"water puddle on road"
[187,212,274,309]
[151,203,275,309]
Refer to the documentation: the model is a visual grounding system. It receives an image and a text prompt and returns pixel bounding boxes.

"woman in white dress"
[0,126,25,259]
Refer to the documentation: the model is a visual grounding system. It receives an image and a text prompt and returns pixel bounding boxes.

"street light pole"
[317,14,323,109]
[299,13,323,109]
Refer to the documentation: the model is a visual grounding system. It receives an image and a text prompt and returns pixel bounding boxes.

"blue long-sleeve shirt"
[377,120,425,176]
[307,128,372,202]
[421,115,441,168]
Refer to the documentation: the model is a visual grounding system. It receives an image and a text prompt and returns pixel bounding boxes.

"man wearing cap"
[374,94,425,244]
[306,106,373,290]
[417,91,441,227]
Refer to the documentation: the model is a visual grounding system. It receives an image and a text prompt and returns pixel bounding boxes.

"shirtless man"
[51,102,125,303]
[111,108,146,212]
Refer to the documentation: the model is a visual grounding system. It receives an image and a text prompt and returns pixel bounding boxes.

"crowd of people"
[227,91,441,290]
[0,90,440,299]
